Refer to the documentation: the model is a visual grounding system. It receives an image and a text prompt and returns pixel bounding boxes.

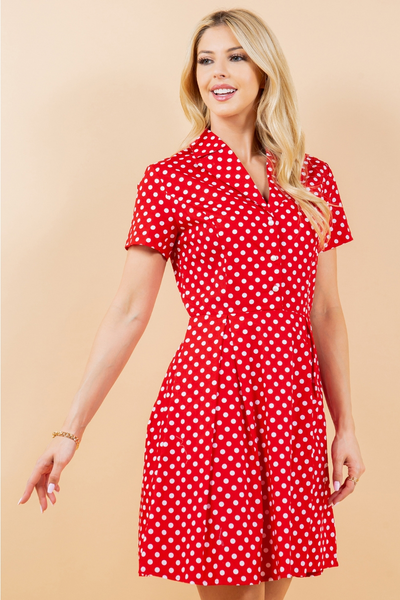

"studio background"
[3,1,399,599]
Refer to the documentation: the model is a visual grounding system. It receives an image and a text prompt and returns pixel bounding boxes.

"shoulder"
[134,147,194,214]
[302,153,342,203]
[141,146,194,184]
[302,153,333,182]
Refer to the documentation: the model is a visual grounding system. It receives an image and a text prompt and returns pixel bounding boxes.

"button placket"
[264,152,283,301]
[268,247,282,296]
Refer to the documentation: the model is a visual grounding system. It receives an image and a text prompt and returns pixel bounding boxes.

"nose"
[211,57,230,79]
[212,71,228,85]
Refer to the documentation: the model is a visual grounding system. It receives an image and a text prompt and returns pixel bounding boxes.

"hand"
[18,436,78,512]
[328,428,366,506]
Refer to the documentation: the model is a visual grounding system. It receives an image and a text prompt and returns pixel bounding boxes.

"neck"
[208,116,261,163]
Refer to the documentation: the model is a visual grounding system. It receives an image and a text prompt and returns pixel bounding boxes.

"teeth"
[212,89,236,95]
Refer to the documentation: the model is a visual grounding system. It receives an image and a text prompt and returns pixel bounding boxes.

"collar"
[186,128,311,214]
[188,127,276,165]
[187,127,277,209]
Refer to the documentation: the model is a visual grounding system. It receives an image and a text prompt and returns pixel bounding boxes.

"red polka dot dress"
[124,128,354,586]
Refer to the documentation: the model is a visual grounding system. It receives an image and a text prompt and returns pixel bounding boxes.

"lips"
[210,87,238,101]
[210,83,237,90]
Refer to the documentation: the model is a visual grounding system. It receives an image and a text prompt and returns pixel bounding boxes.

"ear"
[260,74,268,90]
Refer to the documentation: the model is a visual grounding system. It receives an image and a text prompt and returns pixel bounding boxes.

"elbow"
[310,304,338,319]
[310,304,344,331]
[109,299,152,329]
[125,307,149,326]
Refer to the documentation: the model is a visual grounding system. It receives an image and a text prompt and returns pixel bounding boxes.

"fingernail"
[40,505,43,514]
[333,481,340,492]
[49,497,55,505]
[334,501,340,505]
[17,497,23,505]
[47,483,55,494]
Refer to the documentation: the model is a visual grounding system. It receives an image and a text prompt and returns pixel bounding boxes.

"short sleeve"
[319,162,354,253]
[124,163,179,261]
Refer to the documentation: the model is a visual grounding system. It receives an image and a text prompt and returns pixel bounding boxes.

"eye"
[197,53,248,65]
[230,53,247,61]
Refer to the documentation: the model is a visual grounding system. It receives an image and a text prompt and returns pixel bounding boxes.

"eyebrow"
[198,46,244,55]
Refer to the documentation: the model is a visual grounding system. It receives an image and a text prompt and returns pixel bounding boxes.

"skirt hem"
[137,561,339,586]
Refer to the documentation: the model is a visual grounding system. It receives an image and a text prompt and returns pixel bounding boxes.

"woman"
[18,8,365,600]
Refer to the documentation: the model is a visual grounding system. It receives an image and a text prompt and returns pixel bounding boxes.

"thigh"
[264,577,293,600]
[196,583,265,600]
[196,578,293,600]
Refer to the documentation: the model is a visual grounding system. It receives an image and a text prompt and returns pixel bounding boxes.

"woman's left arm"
[310,248,366,506]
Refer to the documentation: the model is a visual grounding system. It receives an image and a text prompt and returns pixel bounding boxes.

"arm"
[19,245,167,512]
[310,248,366,505]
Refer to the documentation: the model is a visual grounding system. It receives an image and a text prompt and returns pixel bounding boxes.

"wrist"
[60,422,86,440]
[52,430,81,449]
[334,415,356,435]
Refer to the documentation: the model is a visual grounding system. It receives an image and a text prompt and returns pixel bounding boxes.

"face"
[196,25,265,122]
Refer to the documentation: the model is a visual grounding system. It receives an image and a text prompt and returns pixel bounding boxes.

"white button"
[268,219,274,226]
[270,255,278,261]
[272,284,280,292]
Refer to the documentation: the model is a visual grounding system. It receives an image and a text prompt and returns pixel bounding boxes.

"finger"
[346,462,363,481]
[45,474,57,505]
[327,491,340,506]
[45,461,64,505]
[327,480,343,505]
[49,483,61,494]
[332,457,364,504]
[35,474,49,513]
[47,493,56,505]
[332,460,344,495]
[328,473,354,505]
[18,462,53,505]
[46,483,61,503]
[330,477,357,505]
[46,482,57,505]
[45,472,59,504]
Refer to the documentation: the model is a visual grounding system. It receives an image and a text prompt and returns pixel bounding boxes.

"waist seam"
[188,308,309,319]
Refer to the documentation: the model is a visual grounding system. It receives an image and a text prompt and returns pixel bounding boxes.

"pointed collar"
[188,127,276,165]
[187,127,278,210]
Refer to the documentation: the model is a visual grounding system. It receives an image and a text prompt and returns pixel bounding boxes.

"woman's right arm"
[18,244,167,512]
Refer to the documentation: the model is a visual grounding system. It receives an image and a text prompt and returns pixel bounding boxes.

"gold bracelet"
[52,430,81,449]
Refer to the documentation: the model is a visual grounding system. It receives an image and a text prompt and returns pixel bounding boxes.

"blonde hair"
[179,8,331,250]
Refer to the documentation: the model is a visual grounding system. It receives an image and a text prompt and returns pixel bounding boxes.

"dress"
[124,127,354,586]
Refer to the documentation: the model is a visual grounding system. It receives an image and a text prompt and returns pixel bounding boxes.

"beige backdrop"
[3,1,399,599]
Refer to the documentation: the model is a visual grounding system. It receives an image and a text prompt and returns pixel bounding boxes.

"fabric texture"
[124,127,354,586]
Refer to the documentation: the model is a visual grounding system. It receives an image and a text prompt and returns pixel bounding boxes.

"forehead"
[197,25,240,53]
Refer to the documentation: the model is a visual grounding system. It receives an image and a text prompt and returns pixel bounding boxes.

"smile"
[211,89,237,101]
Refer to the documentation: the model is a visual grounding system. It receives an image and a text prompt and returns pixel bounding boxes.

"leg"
[196,578,293,600]
[264,578,292,600]
[196,582,265,600]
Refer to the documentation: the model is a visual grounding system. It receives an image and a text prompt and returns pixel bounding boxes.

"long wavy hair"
[179,8,331,250]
